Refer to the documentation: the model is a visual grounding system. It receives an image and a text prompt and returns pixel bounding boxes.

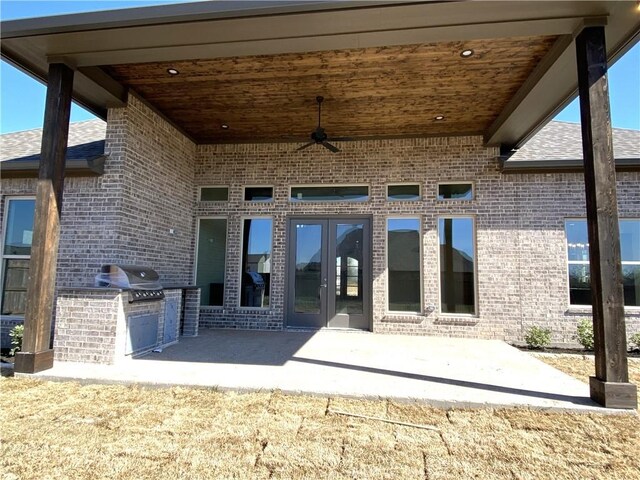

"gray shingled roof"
[510,121,640,162]
[1,118,637,165]
[0,119,106,163]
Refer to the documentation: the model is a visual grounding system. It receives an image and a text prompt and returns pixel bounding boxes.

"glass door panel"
[334,224,364,315]
[294,224,323,314]
[327,219,370,330]
[287,220,327,328]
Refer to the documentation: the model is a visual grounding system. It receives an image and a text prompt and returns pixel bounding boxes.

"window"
[195,218,227,306]
[387,218,421,312]
[244,186,273,202]
[439,217,476,314]
[290,185,368,202]
[438,182,473,201]
[387,184,421,201]
[200,187,228,202]
[1,198,35,315]
[566,219,639,307]
[240,218,272,307]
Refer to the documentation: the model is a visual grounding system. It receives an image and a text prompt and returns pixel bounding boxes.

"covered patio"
[22,329,606,412]
[1,1,638,409]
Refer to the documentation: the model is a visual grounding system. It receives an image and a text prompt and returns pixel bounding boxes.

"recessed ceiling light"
[460,49,474,58]
[434,115,445,121]
[221,124,229,129]
[167,68,179,75]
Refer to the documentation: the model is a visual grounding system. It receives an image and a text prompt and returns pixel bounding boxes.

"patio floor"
[24,329,611,412]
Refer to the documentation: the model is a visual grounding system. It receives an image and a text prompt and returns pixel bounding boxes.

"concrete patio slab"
[23,329,616,412]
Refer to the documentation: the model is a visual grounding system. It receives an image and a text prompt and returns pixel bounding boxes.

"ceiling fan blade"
[296,141,316,151]
[322,141,340,153]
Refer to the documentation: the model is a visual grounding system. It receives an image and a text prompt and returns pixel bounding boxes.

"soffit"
[105,36,557,143]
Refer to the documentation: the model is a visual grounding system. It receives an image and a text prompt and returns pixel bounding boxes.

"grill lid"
[95,264,162,290]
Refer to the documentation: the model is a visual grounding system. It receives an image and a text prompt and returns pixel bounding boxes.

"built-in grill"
[95,264,165,302]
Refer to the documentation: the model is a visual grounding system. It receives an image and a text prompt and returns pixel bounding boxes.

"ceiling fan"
[297,96,343,153]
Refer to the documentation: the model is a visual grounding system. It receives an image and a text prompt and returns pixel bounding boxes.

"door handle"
[320,283,327,288]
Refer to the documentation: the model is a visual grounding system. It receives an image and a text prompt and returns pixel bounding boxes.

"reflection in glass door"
[287,218,370,330]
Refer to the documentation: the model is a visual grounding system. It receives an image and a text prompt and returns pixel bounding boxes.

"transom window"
[244,186,273,202]
[199,186,228,202]
[566,219,639,307]
[1,198,35,315]
[387,184,421,201]
[290,185,369,202]
[438,182,474,201]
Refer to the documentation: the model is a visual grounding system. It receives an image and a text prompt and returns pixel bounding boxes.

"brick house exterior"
[2,92,638,355]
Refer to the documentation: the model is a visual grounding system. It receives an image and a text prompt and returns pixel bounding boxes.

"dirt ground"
[1,355,639,480]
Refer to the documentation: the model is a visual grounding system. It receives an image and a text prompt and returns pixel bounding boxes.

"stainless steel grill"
[95,264,165,302]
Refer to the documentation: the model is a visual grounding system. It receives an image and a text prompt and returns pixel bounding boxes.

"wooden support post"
[14,63,74,374]
[575,27,637,409]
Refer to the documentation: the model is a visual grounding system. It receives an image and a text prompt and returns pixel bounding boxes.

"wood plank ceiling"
[105,36,558,144]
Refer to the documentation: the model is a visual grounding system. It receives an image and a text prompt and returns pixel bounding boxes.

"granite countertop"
[58,285,199,292]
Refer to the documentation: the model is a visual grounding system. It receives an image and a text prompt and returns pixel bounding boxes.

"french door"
[287,217,371,330]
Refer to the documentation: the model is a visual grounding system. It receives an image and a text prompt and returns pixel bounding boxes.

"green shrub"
[630,332,640,351]
[524,326,552,350]
[9,324,24,356]
[576,319,594,350]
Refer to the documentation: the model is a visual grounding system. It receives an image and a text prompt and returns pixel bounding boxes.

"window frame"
[243,185,274,203]
[385,216,423,315]
[1,196,36,318]
[198,185,229,202]
[386,183,422,202]
[436,181,475,201]
[437,215,478,317]
[238,215,274,309]
[289,184,370,203]
[565,217,640,310]
[193,216,229,308]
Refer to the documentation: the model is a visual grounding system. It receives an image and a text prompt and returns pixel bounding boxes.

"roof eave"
[0,155,107,178]
[501,157,640,174]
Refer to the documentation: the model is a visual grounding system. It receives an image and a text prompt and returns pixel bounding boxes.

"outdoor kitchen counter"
[53,286,201,365]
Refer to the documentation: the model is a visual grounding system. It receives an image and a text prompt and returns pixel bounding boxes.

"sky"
[0,0,639,134]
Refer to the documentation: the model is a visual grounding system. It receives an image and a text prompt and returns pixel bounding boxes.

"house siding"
[1,95,639,351]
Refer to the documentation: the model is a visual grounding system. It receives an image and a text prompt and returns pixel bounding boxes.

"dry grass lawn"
[535,353,640,410]
[1,355,639,480]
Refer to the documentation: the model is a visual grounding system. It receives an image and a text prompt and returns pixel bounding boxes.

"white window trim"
[238,215,274,309]
[243,185,274,203]
[289,184,370,203]
[436,181,475,201]
[565,218,640,310]
[436,215,478,317]
[198,185,229,202]
[385,216,423,315]
[194,216,228,308]
[1,196,35,318]
[386,183,422,202]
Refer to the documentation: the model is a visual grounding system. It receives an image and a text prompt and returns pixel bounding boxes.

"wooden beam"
[14,63,74,374]
[575,26,637,409]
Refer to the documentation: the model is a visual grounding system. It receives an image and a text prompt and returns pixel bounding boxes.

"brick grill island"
[54,286,200,365]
